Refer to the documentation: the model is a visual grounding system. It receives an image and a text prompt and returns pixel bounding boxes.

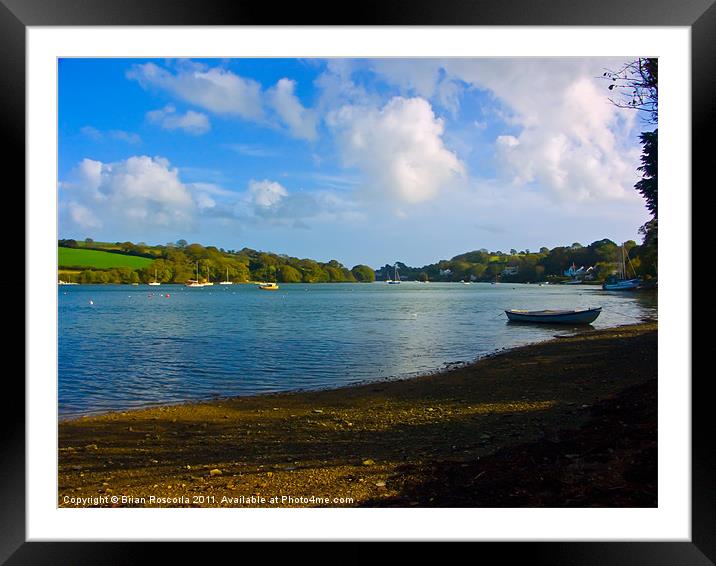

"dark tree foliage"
[603,58,658,220]
[638,219,658,276]
[351,264,376,282]
[635,129,658,218]
[603,58,658,275]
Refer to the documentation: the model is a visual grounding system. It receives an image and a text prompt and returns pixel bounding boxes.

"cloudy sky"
[58,58,651,267]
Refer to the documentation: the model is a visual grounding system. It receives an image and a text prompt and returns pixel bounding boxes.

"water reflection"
[59,283,657,418]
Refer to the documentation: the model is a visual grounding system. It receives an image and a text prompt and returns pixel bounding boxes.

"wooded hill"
[58,235,656,285]
[58,239,375,284]
[375,238,656,283]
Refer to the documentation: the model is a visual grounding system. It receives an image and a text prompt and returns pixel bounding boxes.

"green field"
[58,247,154,269]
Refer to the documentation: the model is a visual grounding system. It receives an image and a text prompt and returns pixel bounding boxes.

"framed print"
[6,0,708,561]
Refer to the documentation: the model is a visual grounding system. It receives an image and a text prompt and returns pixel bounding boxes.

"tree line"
[60,235,656,285]
[375,237,655,284]
[59,239,375,284]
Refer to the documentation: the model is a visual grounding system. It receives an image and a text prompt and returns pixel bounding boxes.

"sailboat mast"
[623,245,628,279]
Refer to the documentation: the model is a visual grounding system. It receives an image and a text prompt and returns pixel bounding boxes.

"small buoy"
[165,294,170,298]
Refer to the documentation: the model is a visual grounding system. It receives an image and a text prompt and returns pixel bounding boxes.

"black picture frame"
[5,0,705,561]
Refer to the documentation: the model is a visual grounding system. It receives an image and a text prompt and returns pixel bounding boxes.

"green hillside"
[58,247,154,269]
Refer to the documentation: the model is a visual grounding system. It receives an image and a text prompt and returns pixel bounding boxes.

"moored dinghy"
[505,307,602,324]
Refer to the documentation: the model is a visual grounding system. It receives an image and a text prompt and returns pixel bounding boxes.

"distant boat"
[219,267,233,285]
[203,263,214,286]
[186,262,205,287]
[387,264,401,284]
[602,277,640,291]
[505,307,602,324]
[603,244,640,291]
[257,267,279,290]
[148,269,161,286]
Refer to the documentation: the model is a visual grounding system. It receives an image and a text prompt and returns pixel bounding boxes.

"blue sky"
[58,57,650,267]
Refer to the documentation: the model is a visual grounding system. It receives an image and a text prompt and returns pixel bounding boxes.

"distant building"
[439,268,452,276]
[501,266,519,276]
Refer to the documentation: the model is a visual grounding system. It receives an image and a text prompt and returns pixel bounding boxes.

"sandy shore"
[58,322,657,508]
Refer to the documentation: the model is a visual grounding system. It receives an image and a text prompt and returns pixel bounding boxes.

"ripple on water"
[58,283,656,417]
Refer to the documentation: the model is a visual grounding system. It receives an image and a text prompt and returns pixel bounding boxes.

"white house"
[563,263,594,278]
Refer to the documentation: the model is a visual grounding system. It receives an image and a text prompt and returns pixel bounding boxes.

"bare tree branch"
[601,58,658,124]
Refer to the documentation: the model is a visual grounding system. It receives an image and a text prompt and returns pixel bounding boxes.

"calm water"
[58,282,657,418]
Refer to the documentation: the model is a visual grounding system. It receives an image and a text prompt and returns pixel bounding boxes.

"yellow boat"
[186,262,206,287]
[258,282,279,290]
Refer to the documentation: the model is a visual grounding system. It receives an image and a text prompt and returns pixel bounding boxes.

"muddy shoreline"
[59,322,657,507]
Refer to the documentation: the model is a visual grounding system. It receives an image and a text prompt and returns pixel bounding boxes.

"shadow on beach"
[58,322,657,508]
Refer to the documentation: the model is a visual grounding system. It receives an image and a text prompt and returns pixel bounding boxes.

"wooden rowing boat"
[505,307,602,324]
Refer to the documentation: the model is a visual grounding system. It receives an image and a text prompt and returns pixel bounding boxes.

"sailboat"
[203,263,214,286]
[186,262,204,287]
[602,244,641,291]
[258,268,279,290]
[219,267,233,285]
[148,268,161,286]
[387,264,401,284]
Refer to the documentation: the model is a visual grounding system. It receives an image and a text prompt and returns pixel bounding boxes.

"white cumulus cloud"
[267,78,318,141]
[247,179,289,208]
[146,105,211,135]
[67,202,101,229]
[128,63,263,121]
[439,59,641,201]
[329,58,642,202]
[496,135,520,147]
[327,96,464,204]
[60,155,200,234]
[129,63,322,141]
[484,70,640,201]
[232,179,353,228]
